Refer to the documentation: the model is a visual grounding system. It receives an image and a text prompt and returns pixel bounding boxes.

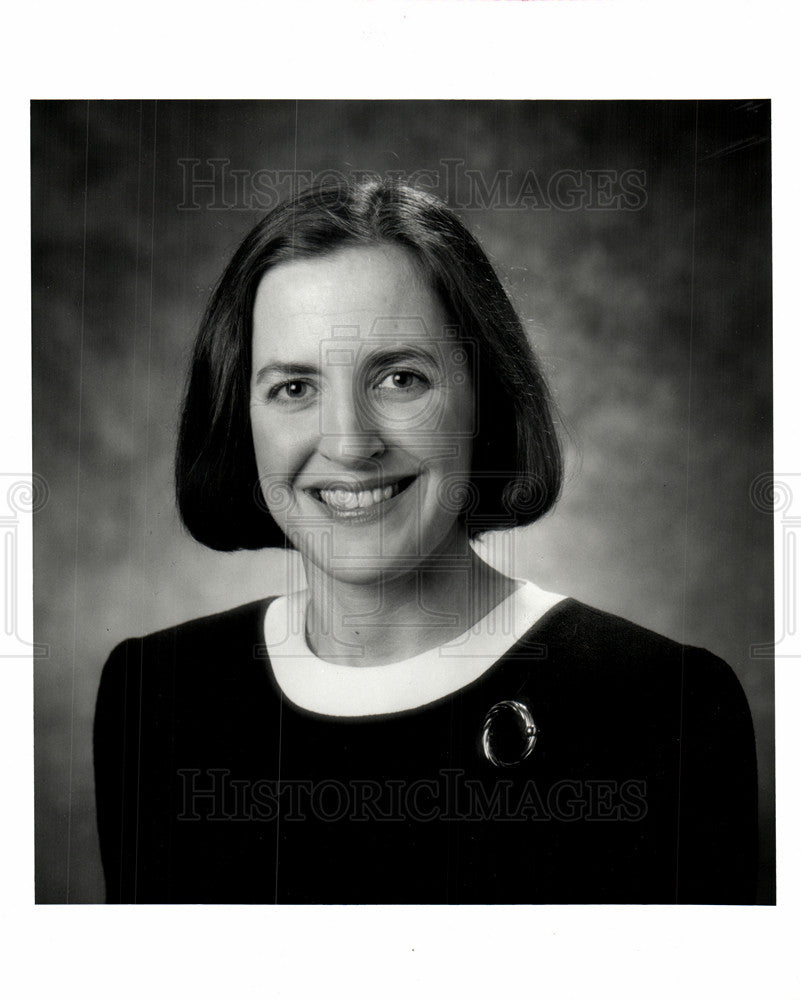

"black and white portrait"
[32,99,774,905]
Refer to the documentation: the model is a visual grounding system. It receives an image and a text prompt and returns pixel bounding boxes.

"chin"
[315,563,392,587]
[290,520,468,589]
[299,541,421,587]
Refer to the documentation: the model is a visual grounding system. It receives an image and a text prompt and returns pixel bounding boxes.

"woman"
[94,180,757,904]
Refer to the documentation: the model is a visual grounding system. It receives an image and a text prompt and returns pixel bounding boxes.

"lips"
[305,476,416,513]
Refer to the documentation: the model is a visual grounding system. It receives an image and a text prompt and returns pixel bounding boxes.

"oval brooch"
[481,699,538,768]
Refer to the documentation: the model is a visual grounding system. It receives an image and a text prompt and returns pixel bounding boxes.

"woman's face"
[249,243,475,585]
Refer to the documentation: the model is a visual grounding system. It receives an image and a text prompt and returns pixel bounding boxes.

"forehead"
[252,244,448,357]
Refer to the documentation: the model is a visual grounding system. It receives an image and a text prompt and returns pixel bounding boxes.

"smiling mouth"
[306,476,417,513]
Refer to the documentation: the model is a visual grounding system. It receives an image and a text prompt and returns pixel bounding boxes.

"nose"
[317,384,386,464]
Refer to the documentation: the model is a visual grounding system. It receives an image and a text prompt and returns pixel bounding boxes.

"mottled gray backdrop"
[32,100,774,903]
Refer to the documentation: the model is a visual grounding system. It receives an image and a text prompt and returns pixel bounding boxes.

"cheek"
[425,383,475,518]
[414,381,475,464]
[250,413,276,476]
[249,412,307,518]
[409,394,474,526]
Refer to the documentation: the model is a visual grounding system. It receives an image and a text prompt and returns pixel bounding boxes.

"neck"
[302,528,519,666]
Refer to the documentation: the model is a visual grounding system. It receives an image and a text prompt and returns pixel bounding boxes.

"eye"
[283,380,308,398]
[376,370,428,392]
[268,379,316,403]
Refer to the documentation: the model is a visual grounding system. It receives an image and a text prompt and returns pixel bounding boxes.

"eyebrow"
[253,346,442,386]
[253,362,319,386]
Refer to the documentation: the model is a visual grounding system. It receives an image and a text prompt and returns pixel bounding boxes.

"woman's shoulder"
[532,596,710,656]
[525,596,745,697]
[94,598,284,745]
[99,597,278,687]
[514,596,755,769]
[118,596,274,646]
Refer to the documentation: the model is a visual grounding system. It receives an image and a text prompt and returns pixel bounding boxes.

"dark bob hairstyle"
[177,180,563,550]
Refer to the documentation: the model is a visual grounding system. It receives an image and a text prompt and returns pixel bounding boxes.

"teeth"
[331,488,358,509]
[317,480,405,510]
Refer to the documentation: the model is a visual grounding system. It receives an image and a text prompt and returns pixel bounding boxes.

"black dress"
[93,597,758,904]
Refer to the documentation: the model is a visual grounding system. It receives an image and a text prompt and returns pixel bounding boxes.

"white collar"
[264,580,567,718]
